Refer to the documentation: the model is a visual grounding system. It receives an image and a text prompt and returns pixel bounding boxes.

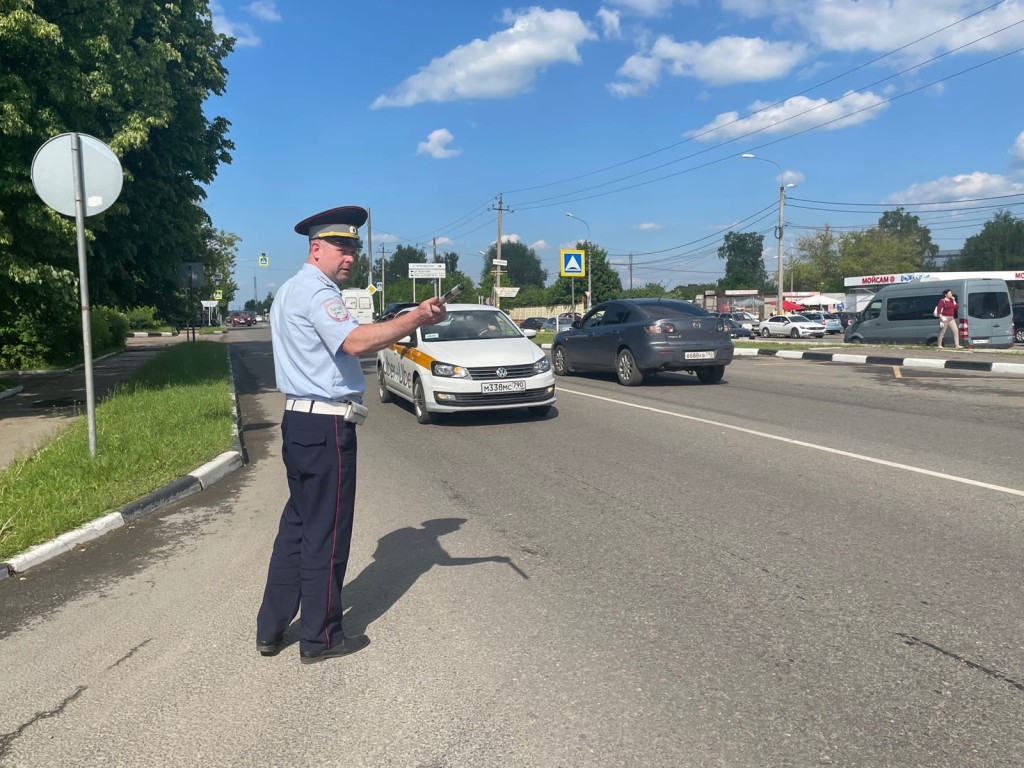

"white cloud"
[433,237,455,247]
[211,2,261,47]
[597,8,622,39]
[686,90,888,140]
[416,129,461,159]
[530,239,550,251]
[609,35,807,95]
[635,222,662,230]
[372,8,595,108]
[1012,131,1024,168]
[609,0,688,16]
[722,0,1024,63]
[885,172,1024,208]
[375,232,401,244]
[247,1,281,22]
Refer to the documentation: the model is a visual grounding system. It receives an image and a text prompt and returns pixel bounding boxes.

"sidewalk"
[732,341,1024,375]
[0,334,244,579]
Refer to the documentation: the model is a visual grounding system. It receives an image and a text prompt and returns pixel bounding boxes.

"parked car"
[1012,303,1024,343]
[376,305,556,424]
[541,316,575,333]
[718,311,758,332]
[758,314,826,338]
[519,316,547,331]
[800,311,843,334]
[833,310,857,329]
[377,302,418,322]
[551,298,733,386]
[724,318,754,339]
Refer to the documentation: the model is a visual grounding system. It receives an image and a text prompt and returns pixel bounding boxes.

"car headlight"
[533,356,551,374]
[431,361,470,378]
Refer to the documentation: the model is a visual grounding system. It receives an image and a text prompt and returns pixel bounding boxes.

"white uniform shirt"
[271,263,364,403]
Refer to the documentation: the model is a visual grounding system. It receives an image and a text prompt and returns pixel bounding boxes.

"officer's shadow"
[342,517,526,636]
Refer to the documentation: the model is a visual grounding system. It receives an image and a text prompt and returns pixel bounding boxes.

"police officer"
[256,205,446,664]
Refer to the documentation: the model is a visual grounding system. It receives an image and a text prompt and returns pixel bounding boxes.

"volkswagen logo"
[496,367,508,378]
[692,321,701,329]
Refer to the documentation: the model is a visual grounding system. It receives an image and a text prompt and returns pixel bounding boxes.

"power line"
[503,0,1011,197]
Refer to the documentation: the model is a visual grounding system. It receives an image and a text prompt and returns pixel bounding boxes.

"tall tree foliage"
[0,0,233,366]
[877,207,938,264]
[479,241,547,289]
[946,211,1024,271]
[717,231,768,290]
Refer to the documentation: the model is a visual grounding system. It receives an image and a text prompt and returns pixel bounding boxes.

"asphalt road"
[2,327,1023,767]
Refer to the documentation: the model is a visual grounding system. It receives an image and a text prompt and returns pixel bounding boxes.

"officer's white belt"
[285,398,362,421]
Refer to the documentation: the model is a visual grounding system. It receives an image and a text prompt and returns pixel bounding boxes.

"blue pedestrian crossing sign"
[560,249,586,278]
[258,253,269,267]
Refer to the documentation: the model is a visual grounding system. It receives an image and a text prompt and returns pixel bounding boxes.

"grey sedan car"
[551,298,734,386]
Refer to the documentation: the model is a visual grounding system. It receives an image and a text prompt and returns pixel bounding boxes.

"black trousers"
[257,410,357,653]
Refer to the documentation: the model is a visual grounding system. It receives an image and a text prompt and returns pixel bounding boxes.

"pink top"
[937,297,957,317]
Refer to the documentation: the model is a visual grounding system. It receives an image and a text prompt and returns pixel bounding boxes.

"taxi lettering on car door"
[382,342,430,398]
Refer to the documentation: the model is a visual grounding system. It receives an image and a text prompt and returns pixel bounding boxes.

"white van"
[844,278,1013,348]
[341,288,375,325]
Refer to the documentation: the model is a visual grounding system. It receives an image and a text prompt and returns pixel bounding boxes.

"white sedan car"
[376,305,556,424]
[758,314,827,338]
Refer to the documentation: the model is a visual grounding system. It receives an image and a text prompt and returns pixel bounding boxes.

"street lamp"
[741,153,795,314]
[565,212,591,311]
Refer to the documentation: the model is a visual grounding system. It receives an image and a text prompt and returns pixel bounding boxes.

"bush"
[125,306,160,331]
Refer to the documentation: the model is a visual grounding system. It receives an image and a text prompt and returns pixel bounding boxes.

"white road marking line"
[558,387,1024,498]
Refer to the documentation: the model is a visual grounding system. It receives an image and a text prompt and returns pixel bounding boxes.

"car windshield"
[420,310,522,341]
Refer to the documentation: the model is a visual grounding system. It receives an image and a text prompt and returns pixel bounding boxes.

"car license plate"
[481,380,526,394]
[684,351,716,360]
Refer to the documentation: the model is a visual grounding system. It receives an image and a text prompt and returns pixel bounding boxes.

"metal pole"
[565,213,591,309]
[71,133,97,457]
[777,183,785,313]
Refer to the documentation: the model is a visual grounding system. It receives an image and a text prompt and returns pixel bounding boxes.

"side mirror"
[571,320,581,329]
[522,328,537,338]
[396,335,414,346]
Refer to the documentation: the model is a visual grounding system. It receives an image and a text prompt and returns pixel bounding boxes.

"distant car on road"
[519,316,547,331]
[229,311,254,327]
[724,318,754,339]
[800,311,843,334]
[758,314,826,338]
[551,298,733,386]
[541,316,575,333]
[718,311,758,332]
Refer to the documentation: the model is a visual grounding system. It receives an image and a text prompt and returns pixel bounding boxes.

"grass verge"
[0,342,236,561]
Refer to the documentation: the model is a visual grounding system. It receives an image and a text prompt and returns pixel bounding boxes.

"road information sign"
[408,263,446,279]
[560,249,586,278]
[258,253,269,267]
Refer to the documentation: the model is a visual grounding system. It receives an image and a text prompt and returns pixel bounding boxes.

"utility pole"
[489,194,512,309]
[378,243,389,312]
[629,254,634,291]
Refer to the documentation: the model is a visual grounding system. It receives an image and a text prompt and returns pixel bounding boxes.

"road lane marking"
[558,387,1024,498]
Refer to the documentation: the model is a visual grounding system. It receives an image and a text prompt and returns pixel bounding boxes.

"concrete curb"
[732,347,1024,374]
[0,350,247,580]
[0,385,24,401]
[130,332,176,337]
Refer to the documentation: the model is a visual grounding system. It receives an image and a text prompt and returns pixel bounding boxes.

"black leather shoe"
[299,635,369,664]
[257,636,284,657]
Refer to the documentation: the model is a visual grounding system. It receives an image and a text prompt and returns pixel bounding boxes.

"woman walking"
[936,289,960,349]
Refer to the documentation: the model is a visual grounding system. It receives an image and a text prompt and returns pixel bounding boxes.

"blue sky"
[204,0,1024,300]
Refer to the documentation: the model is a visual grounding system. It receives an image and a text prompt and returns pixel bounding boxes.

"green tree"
[837,229,925,278]
[0,0,233,366]
[717,232,768,290]
[878,207,938,264]
[386,244,427,285]
[546,241,622,306]
[946,211,1024,271]
[790,227,842,292]
[479,241,547,289]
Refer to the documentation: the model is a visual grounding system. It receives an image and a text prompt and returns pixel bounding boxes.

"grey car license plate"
[684,351,716,360]
[482,380,526,394]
